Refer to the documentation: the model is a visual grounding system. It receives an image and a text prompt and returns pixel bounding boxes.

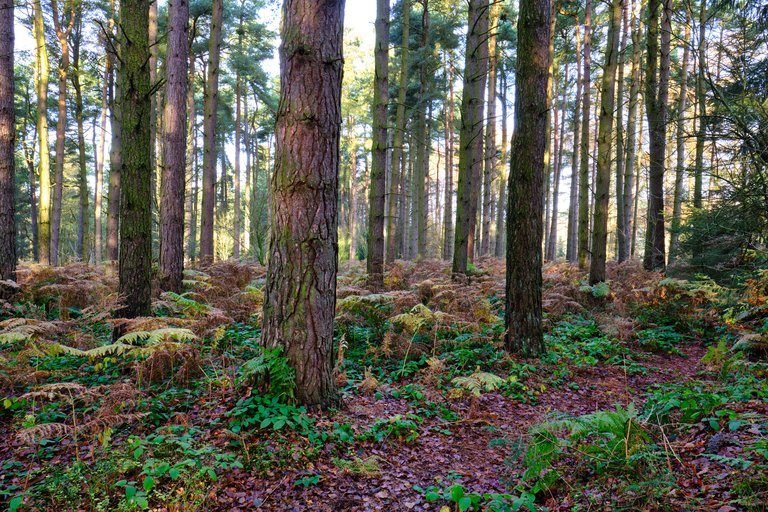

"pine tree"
[0,0,15,282]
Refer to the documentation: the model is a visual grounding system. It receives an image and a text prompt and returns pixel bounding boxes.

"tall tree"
[107,4,121,262]
[453,0,488,275]
[386,0,410,263]
[693,0,706,208]
[50,0,75,266]
[199,0,223,262]
[643,0,671,271]
[669,6,691,262]
[33,0,51,265]
[481,0,501,257]
[414,0,429,258]
[261,0,345,409]
[566,17,582,262]
[588,0,622,285]
[367,0,389,288]
[94,33,111,263]
[576,0,592,269]
[614,0,629,260]
[547,53,569,261]
[71,13,88,262]
[494,53,509,258]
[505,0,550,356]
[160,0,189,292]
[117,0,152,317]
[443,49,456,260]
[0,0,15,281]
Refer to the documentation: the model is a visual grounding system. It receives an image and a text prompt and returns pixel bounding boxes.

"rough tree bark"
[261,0,345,409]
[367,0,389,288]
[0,0,15,282]
[505,0,550,356]
[577,0,592,270]
[160,0,189,292]
[442,50,456,260]
[117,0,152,318]
[481,0,501,257]
[107,4,121,262]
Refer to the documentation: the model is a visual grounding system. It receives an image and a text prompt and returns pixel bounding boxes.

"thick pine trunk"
[160,0,189,292]
[261,0,344,409]
[117,0,152,318]
[367,0,389,287]
[577,0,592,269]
[200,0,223,262]
[505,0,550,356]
[588,0,622,285]
[0,0,15,282]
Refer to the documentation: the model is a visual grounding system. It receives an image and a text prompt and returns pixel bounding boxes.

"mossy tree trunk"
[261,0,345,410]
[505,0,551,356]
[117,0,152,318]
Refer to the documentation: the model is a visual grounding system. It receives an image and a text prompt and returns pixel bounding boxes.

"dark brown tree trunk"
[693,0,706,208]
[453,0,488,275]
[643,0,671,271]
[261,0,344,409]
[481,1,501,257]
[186,40,196,260]
[577,0,592,269]
[615,0,629,260]
[494,60,508,258]
[414,1,429,259]
[0,0,15,282]
[72,15,89,262]
[200,0,222,262]
[505,0,550,356]
[367,0,389,288]
[117,0,152,318]
[160,0,189,292]
[443,50,456,261]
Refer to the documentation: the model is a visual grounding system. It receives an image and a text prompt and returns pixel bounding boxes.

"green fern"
[158,292,210,316]
[116,328,197,346]
[452,368,504,397]
[0,331,31,346]
[239,347,296,402]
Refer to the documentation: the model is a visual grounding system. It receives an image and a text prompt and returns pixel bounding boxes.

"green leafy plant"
[451,368,504,397]
[238,346,296,401]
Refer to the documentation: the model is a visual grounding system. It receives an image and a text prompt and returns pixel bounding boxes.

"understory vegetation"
[1,259,766,511]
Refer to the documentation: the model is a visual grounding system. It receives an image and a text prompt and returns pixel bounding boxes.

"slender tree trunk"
[615,0,629,260]
[34,0,51,265]
[185,41,196,260]
[107,6,121,262]
[386,0,410,263]
[621,0,642,261]
[494,61,508,258]
[117,0,152,318]
[149,0,158,239]
[542,0,556,262]
[348,119,358,260]
[547,58,569,261]
[693,0,706,208]
[200,0,222,262]
[442,50,456,260]
[367,0,389,287]
[506,0,550,356]
[261,0,345,409]
[643,0,671,271]
[669,7,690,263]
[234,76,242,259]
[577,0,592,269]
[94,36,110,264]
[160,0,189,292]
[414,0,429,258]
[588,0,622,285]
[481,1,501,257]
[453,0,488,275]
[50,0,74,266]
[566,20,582,262]
[0,0,15,282]
[72,16,89,262]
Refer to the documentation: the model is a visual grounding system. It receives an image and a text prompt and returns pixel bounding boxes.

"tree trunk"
[643,0,671,271]
[442,50,456,261]
[117,0,152,318]
[72,15,89,262]
[693,0,706,208]
[107,7,121,262]
[481,1,501,257]
[547,57,569,261]
[505,0,550,356]
[261,0,344,409]
[34,0,51,265]
[588,0,622,285]
[367,0,389,287]
[621,0,642,262]
[614,0,629,260]
[160,0,189,292]
[566,19,582,263]
[414,0,429,258]
[0,0,15,282]
[669,7,690,263]
[185,40,196,260]
[50,0,74,266]
[542,0,556,262]
[200,0,223,262]
[494,59,508,258]
[577,0,592,269]
[386,0,410,263]
[94,34,111,264]
[234,75,242,259]
[149,0,158,242]
[453,0,488,275]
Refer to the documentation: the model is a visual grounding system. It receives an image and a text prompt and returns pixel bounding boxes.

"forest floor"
[1,259,767,511]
